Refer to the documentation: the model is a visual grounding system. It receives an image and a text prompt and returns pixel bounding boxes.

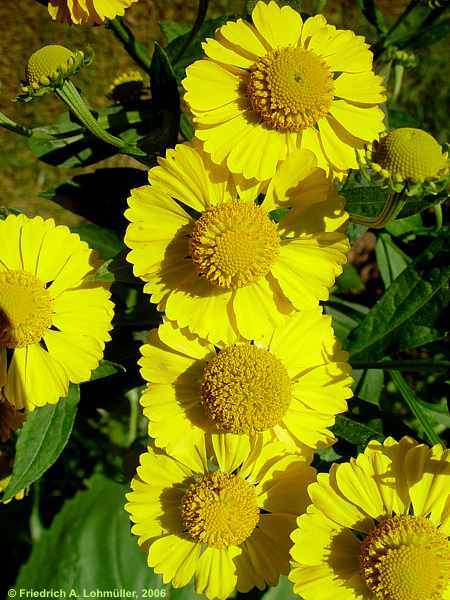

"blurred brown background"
[0,0,447,223]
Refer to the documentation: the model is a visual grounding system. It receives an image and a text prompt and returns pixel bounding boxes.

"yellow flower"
[0,214,114,411]
[182,0,385,181]
[138,312,352,470]
[124,141,349,344]
[107,69,149,104]
[126,441,316,599]
[47,0,140,25]
[289,437,450,600]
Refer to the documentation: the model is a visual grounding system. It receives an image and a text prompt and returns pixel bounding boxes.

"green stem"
[391,63,404,103]
[351,359,450,372]
[57,80,125,149]
[373,0,420,59]
[389,370,441,445]
[434,203,443,231]
[350,190,407,228]
[0,111,32,137]
[107,18,152,73]
[30,482,44,543]
[126,388,140,447]
[174,0,210,63]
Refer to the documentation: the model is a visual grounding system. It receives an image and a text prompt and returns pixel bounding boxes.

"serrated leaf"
[90,360,126,381]
[2,386,80,501]
[15,475,165,592]
[346,231,450,362]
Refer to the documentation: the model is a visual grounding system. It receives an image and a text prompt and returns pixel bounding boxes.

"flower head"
[107,69,149,104]
[47,0,140,25]
[366,128,450,195]
[138,312,352,470]
[289,437,450,600]
[18,44,92,101]
[125,141,349,344]
[0,214,114,411]
[126,441,316,599]
[182,1,385,181]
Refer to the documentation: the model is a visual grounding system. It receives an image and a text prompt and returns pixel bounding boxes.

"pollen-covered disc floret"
[247,47,335,132]
[201,344,291,434]
[181,471,260,548]
[359,515,450,600]
[0,271,53,349]
[372,128,448,181]
[19,44,92,100]
[189,202,280,289]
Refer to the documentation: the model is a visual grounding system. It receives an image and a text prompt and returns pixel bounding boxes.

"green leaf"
[166,16,231,82]
[15,475,165,591]
[405,17,450,49]
[160,20,191,44]
[389,371,441,445]
[2,386,80,502]
[352,369,384,406]
[333,415,384,449]
[150,43,180,110]
[346,231,450,362]
[335,264,363,292]
[343,184,390,220]
[71,223,124,259]
[375,232,410,287]
[90,360,126,381]
[325,298,369,342]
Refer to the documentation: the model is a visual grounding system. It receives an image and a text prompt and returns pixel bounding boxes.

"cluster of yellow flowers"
[1,1,449,599]
[120,3,449,599]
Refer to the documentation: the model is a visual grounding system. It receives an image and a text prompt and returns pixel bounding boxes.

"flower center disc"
[201,344,291,434]
[181,471,260,548]
[190,202,279,289]
[247,47,335,132]
[0,271,52,348]
[25,45,75,86]
[373,128,447,181]
[359,515,450,600]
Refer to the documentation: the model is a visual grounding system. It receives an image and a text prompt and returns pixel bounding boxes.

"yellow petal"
[211,433,251,473]
[149,535,199,585]
[215,17,268,59]
[334,72,385,103]
[252,1,302,48]
[318,117,359,171]
[308,466,374,532]
[149,142,235,212]
[233,277,287,340]
[183,60,244,112]
[329,100,385,141]
[195,547,238,600]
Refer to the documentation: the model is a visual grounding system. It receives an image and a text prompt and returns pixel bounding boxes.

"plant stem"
[434,203,443,231]
[174,0,210,63]
[0,111,32,137]
[57,81,125,148]
[351,359,450,372]
[389,370,441,445]
[126,388,140,447]
[107,18,152,73]
[350,190,407,228]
